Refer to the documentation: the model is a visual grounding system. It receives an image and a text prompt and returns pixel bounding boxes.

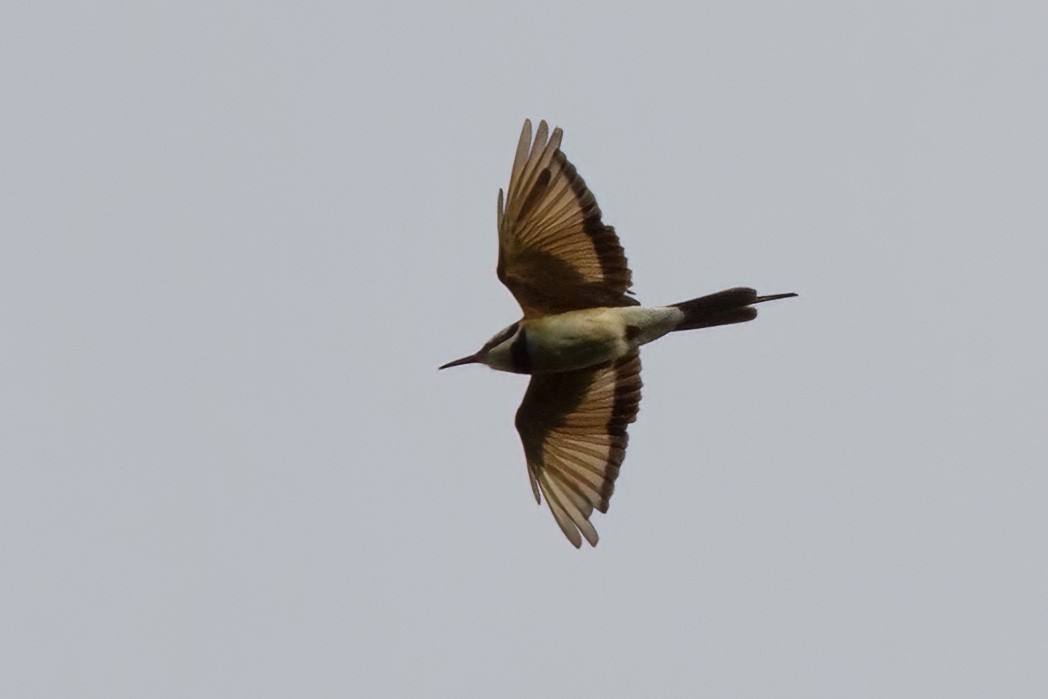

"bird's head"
[439,321,526,373]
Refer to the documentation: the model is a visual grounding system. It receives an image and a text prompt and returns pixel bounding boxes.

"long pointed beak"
[438,353,480,370]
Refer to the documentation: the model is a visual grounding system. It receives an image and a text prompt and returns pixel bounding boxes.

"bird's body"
[441,119,795,547]
[481,306,681,374]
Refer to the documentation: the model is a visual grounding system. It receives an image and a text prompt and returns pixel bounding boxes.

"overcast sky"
[3,2,1047,697]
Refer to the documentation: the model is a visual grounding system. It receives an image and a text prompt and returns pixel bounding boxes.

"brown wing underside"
[497,119,638,318]
[514,352,642,547]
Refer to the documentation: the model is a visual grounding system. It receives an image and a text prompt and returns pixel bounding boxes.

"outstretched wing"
[514,352,642,547]
[497,119,638,318]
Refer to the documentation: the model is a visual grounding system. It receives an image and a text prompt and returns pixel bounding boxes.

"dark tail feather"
[669,287,797,331]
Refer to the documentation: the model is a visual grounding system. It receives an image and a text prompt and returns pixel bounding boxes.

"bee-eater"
[440,119,795,547]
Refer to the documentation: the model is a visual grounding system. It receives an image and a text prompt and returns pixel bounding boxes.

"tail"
[669,287,797,331]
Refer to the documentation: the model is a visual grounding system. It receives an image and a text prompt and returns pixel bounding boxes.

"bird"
[440,119,796,548]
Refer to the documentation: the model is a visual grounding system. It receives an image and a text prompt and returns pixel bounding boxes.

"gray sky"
[3,2,1047,696]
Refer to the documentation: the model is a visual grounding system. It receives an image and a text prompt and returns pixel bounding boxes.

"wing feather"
[497,119,638,317]
[539,471,587,548]
[514,352,642,547]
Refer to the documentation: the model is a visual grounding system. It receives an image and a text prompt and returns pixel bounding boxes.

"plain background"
[3,2,1047,696]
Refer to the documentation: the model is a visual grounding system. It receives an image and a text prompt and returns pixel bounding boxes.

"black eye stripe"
[482,322,519,352]
[510,328,531,372]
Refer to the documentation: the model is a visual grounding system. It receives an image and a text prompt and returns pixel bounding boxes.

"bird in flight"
[440,119,795,548]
